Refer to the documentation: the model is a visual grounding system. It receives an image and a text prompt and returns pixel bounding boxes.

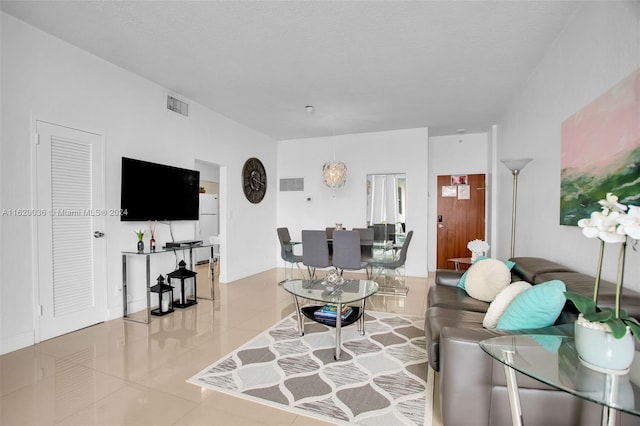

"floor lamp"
[501,158,533,258]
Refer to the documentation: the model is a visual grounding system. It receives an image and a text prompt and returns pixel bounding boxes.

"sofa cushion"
[457,256,515,290]
[510,257,573,283]
[465,259,512,302]
[497,280,567,330]
[428,283,490,313]
[425,306,486,371]
[483,281,532,329]
[536,271,640,320]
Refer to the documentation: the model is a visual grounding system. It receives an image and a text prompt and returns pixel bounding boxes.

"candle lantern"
[168,260,198,308]
[150,275,174,316]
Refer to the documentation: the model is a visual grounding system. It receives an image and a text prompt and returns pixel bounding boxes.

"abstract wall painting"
[560,68,640,226]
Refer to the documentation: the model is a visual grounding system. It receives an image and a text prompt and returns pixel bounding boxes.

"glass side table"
[480,334,640,426]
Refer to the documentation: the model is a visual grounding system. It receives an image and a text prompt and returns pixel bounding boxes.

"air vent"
[280,178,304,192]
[166,95,189,117]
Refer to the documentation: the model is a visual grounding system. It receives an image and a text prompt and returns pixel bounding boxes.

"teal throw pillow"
[496,280,567,330]
[457,256,516,290]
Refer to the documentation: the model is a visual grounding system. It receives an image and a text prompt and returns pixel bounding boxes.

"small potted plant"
[564,193,640,371]
[135,228,145,252]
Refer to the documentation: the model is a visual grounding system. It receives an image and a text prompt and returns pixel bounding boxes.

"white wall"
[277,128,429,277]
[427,133,489,270]
[0,13,277,354]
[495,2,640,289]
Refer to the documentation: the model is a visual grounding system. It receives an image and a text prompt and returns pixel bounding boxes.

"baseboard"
[1,329,35,355]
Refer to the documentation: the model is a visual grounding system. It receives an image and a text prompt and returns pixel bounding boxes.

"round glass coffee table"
[280,278,379,360]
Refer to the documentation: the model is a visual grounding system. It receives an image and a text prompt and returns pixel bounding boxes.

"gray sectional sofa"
[426,257,640,426]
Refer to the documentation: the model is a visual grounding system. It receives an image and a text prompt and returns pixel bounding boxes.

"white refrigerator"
[196,193,218,263]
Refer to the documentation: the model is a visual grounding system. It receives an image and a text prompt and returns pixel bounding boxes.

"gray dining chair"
[353,227,374,263]
[302,230,331,279]
[372,223,386,241]
[370,230,413,289]
[277,227,304,281]
[332,230,370,278]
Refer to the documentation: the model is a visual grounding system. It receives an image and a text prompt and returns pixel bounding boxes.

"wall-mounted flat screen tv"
[120,157,200,221]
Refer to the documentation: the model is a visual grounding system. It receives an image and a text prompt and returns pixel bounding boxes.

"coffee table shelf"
[300,305,362,328]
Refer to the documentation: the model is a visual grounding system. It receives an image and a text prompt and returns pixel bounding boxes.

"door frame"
[30,116,108,343]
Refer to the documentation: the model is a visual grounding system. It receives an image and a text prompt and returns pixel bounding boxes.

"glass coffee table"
[280,278,379,360]
[480,334,640,426]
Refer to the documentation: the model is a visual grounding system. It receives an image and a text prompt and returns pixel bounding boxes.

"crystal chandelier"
[322,160,347,188]
[305,105,348,188]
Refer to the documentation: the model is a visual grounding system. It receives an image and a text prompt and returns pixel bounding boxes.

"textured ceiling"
[1,1,582,140]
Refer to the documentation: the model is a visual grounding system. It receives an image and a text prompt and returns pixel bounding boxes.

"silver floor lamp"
[501,158,533,258]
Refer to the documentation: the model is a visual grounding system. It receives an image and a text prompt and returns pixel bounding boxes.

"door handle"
[93,231,105,238]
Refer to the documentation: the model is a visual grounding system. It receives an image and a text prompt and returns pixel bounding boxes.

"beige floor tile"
[55,382,197,426]
[1,359,125,425]
[1,346,58,396]
[0,268,435,426]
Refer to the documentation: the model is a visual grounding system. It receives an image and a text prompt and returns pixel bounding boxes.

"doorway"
[436,173,486,270]
[35,121,107,341]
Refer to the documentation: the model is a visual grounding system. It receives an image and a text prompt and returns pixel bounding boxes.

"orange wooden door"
[436,174,486,270]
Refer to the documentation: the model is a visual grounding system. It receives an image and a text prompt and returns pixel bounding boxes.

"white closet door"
[35,121,106,341]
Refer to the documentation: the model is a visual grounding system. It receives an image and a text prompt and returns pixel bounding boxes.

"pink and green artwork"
[560,68,640,225]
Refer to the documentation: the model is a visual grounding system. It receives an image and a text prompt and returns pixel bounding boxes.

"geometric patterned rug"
[188,311,433,425]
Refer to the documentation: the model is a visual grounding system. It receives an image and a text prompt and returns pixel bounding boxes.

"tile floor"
[1,268,441,426]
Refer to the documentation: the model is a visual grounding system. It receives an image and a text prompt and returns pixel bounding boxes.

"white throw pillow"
[464,258,512,302]
[483,281,532,329]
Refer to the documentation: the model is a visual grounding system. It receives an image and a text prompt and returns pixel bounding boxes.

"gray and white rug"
[188,311,433,425]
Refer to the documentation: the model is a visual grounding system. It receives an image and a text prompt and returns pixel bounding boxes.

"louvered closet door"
[36,121,106,341]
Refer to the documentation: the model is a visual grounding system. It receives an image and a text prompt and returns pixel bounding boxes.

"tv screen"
[120,157,200,221]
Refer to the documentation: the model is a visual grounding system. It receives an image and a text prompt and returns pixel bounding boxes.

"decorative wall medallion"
[242,157,267,203]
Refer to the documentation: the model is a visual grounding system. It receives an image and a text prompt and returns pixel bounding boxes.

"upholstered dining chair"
[302,230,331,279]
[370,230,413,288]
[353,227,374,263]
[332,230,371,278]
[277,227,304,281]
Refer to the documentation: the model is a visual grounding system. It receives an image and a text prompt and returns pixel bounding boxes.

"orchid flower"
[578,211,626,242]
[598,192,628,215]
[617,205,640,240]
[568,192,640,334]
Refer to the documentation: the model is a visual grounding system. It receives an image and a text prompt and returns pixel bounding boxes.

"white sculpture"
[467,239,489,262]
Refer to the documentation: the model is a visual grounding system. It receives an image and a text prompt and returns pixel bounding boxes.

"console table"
[122,243,216,324]
[480,334,640,426]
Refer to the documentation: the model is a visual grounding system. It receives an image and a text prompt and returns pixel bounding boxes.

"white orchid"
[598,192,628,215]
[578,210,626,243]
[617,205,640,240]
[566,193,640,339]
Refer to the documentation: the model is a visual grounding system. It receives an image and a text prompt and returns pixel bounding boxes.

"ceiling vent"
[280,178,304,192]
[166,94,189,117]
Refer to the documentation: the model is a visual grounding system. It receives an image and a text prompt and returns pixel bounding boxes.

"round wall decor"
[242,157,267,203]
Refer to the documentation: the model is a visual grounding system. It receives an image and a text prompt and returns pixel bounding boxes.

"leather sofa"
[426,257,640,426]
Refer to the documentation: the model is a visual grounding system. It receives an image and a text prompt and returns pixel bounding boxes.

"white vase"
[574,314,635,373]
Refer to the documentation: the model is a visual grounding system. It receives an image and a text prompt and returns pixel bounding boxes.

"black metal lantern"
[150,275,174,316]
[168,260,197,308]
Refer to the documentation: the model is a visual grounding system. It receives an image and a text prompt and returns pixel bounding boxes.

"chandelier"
[304,105,348,189]
[322,160,348,188]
